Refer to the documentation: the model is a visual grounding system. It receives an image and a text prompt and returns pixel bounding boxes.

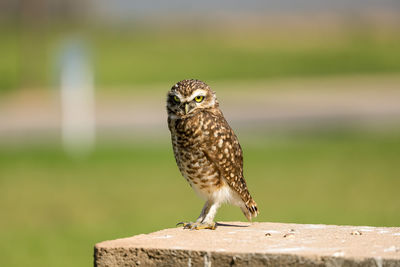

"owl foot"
[176,221,217,230]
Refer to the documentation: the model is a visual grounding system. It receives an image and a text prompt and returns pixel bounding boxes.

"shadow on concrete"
[216,222,249,228]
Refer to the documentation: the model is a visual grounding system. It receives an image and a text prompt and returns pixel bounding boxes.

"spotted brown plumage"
[167,79,258,230]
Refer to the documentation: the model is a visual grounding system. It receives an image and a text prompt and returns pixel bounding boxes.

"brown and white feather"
[167,79,259,222]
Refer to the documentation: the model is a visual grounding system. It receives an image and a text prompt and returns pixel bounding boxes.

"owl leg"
[201,200,220,224]
[177,200,219,230]
[195,200,211,223]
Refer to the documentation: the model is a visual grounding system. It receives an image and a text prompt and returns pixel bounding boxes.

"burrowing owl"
[167,79,258,230]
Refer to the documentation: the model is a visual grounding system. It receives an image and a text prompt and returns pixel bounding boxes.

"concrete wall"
[94,221,400,266]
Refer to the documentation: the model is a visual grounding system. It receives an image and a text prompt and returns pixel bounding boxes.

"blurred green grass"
[1,25,400,91]
[0,130,399,266]
[0,26,21,91]
[92,29,400,87]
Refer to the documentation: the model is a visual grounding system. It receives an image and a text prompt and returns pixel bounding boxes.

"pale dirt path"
[0,75,399,140]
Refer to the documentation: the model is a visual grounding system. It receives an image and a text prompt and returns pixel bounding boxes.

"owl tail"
[241,199,259,221]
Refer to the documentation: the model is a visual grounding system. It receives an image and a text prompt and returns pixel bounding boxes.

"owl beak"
[184,103,189,115]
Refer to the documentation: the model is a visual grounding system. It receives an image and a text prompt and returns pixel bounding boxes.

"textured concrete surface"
[94,221,400,266]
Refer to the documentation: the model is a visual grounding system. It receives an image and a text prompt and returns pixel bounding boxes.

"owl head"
[166,79,218,118]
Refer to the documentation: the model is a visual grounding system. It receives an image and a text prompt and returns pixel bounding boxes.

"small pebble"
[351,230,362,235]
[283,233,295,239]
[265,233,272,236]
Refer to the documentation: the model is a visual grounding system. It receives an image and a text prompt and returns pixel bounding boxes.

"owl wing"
[200,111,258,217]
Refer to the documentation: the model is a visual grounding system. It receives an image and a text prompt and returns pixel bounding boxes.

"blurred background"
[0,0,400,266]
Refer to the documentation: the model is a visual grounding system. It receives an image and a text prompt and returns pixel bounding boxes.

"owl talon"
[183,222,194,229]
[177,221,217,230]
[176,221,194,229]
[194,222,217,230]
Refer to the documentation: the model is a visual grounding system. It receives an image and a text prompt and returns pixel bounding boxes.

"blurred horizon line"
[1,74,399,144]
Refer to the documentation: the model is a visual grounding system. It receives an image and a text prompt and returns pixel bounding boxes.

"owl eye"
[173,95,180,103]
[194,95,204,103]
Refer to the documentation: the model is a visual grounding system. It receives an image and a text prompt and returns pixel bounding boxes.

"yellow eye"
[194,95,204,103]
[173,95,180,103]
